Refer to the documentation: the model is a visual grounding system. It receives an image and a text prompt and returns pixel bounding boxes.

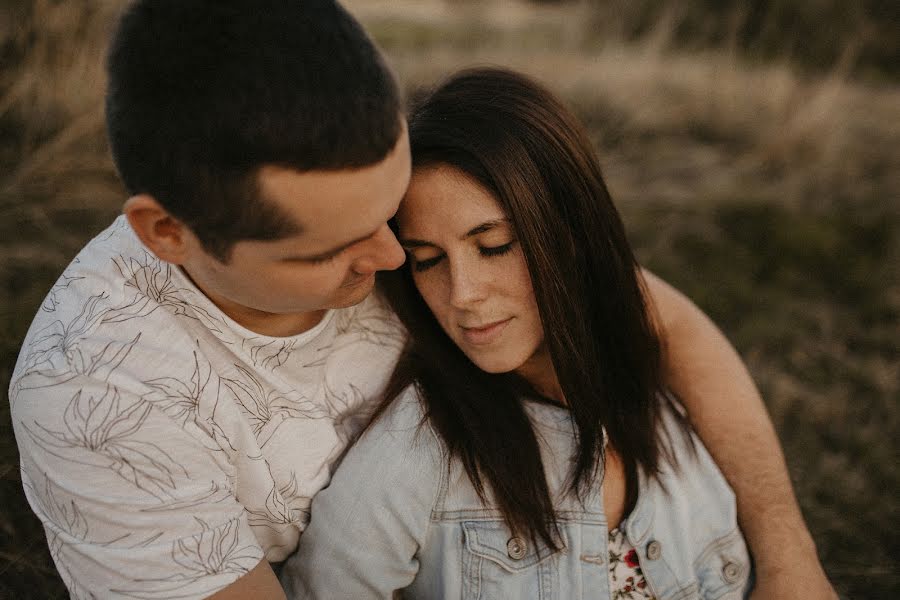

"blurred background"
[1,0,897,597]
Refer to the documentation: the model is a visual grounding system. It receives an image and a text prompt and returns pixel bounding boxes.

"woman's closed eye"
[479,241,515,257]
[412,254,444,272]
[411,241,516,273]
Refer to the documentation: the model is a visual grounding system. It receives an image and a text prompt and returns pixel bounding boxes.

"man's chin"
[330,274,376,308]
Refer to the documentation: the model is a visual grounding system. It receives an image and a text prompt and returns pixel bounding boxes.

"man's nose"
[352,224,406,274]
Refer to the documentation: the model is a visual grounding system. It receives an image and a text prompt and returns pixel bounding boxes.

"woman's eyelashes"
[479,241,515,257]
[411,241,516,273]
[412,255,443,272]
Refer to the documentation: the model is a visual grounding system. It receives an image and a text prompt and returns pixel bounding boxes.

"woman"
[281,67,753,599]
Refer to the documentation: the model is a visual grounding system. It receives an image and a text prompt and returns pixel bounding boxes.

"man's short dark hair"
[106,0,403,260]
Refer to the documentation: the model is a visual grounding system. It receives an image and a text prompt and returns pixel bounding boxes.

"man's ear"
[123,195,193,264]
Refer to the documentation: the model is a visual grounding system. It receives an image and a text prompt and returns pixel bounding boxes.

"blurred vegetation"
[2,0,898,598]
[581,0,899,82]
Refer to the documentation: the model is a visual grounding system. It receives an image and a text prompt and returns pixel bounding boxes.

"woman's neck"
[516,344,565,404]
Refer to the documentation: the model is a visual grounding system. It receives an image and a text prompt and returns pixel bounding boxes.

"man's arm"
[642,270,837,600]
[207,560,286,600]
[10,372,278,600]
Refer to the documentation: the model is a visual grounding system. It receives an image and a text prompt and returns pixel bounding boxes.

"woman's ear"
[122,195,191,264]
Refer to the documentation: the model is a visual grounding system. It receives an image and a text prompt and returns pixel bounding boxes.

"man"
[9,1,835,598]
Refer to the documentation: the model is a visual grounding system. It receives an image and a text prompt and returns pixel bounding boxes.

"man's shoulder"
[28,215,150,316]
[10,216,224,398]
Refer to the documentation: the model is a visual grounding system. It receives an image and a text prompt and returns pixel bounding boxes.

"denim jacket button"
[581,554,605,566]
[506,537,527,560]
[646,540,662,560]
[722,561,741,583]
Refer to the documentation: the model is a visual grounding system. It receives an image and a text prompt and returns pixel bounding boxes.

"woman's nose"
[449,260,487,308]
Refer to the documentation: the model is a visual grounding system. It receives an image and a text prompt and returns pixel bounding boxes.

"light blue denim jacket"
[281,388,753,599]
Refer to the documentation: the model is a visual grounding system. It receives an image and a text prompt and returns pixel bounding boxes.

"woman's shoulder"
[367,385,431,439]
[285,387,444,597]
[307,385,446,532]
[343,385,446,475]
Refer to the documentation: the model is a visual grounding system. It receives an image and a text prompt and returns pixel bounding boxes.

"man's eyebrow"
[287,228,379,261]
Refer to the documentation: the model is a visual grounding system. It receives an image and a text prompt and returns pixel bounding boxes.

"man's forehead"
[257,166,367,223]
[254,126,410,245]
[257,184,405,253]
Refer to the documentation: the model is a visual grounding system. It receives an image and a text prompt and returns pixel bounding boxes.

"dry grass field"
[1,0,898,598]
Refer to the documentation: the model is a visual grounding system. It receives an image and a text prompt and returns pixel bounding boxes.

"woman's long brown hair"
[377,67,686,551]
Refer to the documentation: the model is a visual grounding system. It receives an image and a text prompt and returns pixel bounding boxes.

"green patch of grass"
[628,200,899,598]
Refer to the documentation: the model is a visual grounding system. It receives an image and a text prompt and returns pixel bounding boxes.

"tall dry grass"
[2,1,898,598]
[353,0,899,211]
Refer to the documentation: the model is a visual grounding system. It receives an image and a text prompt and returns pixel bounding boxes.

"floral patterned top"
[603,425,656,599]
[608,527,657,599]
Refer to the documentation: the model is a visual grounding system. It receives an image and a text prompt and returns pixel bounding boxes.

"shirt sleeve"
[279,389,442,599]
[11,373,266,600]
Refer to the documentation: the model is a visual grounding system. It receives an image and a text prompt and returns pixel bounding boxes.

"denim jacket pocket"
[461,520,558,600]
[694,529,752,599]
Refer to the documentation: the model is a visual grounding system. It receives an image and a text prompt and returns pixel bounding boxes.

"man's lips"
[459,317,513,346]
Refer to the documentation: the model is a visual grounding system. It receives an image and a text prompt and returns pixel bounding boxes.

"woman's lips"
[460,318,513,346]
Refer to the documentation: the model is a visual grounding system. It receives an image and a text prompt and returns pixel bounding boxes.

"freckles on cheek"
[415,281,448,325]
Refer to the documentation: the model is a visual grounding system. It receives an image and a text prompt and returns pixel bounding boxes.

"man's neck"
[222,306,328,338]
[178,266,327,338]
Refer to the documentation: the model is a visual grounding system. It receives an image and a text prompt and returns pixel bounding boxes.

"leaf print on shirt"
[241,337,298,371]
[142,351,212,428]
[173,517,261,576]
[303,303,404,368]
[22,292,111,375]
[139,480,234,513]
[30,472,88,596]
[107,252,226,335]
[16,332,142,396]
[42,274,85,313]
[247,460,308,534]
[111,517,262,600]
[29,472,134,546]
[100,216,130,241]
[222,365,329,448]
[333,300,406,345]
[321,379,367,419]
[26,473,130,600]
[22,385,188,501]
[321,380,373,445]
[201,385,238,455]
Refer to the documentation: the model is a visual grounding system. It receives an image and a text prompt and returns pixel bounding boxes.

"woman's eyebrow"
[463,219,509,239]
[399,238,436,250]
[400,219,510,249]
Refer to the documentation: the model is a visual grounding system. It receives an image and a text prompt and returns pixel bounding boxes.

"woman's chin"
[464,352,523,375]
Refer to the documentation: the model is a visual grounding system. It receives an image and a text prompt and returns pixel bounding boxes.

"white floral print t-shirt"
[8,216,406,599]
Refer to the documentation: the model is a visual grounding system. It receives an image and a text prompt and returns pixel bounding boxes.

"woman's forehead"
[399,164,505,234]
